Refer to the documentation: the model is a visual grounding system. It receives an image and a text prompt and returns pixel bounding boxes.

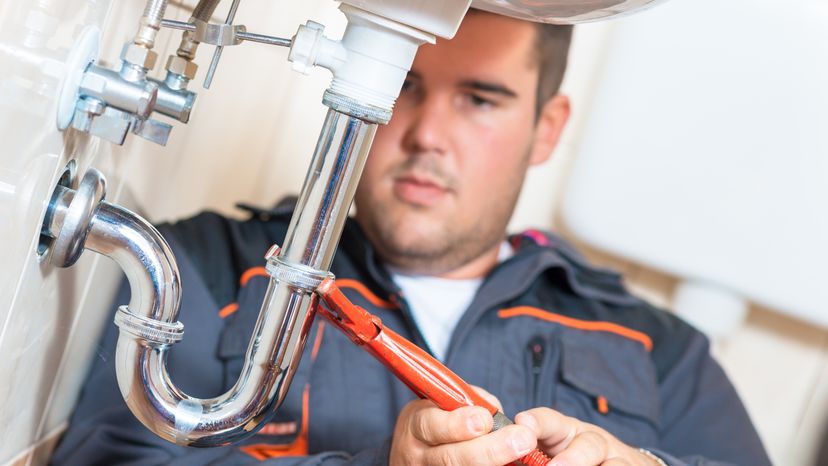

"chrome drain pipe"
[43,107,376,446]
[115,108,376,446]
[44,1,432,446]
[43,170,181,326]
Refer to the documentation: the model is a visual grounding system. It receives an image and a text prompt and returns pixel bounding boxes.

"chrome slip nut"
[121,43,158,70]
[71,97,105,132]
[135,80,159,119]
[114,306,184,346]
[166,55,198,80]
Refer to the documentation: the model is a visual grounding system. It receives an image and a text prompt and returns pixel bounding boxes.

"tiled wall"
[0,0,126,463]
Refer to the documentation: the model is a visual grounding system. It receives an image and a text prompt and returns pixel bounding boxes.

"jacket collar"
[339,219,639,311]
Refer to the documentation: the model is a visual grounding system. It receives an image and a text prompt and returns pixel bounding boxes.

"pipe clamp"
[266,255,331,292]
[115,306,184,345]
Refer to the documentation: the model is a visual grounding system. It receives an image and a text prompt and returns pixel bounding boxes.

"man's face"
[354,12,567,276]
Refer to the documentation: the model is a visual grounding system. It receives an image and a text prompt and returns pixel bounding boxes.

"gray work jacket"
[51,205,771,465]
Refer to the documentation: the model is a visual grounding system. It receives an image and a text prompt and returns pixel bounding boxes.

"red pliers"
[315,278,550,466]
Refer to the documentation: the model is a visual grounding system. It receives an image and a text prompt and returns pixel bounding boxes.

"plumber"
[52,9,770,466]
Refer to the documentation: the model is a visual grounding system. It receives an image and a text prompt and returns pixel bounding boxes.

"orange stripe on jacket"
[497,306,653,352]
[238,265,397,310]
[241,266,268,287]
[596,395,610,415]
[335,278,396,309]
[218,303,239,318]
[239,384,310,460]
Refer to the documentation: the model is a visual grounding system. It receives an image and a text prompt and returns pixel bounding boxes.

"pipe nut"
[136,80,159,119]
[114,306,184,346]
[49,169,107,267]
[121,43,158,70]
[72,97,105,132]
[78,97,105,115]
[166,55,197,80]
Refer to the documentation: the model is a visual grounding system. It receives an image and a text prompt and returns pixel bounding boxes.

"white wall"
[1,1,824,465]
[519,21,828,466]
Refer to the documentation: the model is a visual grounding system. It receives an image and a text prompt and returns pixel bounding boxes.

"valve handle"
[203,0,241,89]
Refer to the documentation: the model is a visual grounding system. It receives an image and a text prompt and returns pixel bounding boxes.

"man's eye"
[467,93,495,108]
[401,79,415,92]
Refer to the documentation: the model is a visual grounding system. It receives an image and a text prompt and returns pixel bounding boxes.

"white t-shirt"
[388,242,514,361]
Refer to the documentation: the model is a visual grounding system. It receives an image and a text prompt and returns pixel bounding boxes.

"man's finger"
[549,431,608,466]
[515,408,583,454]
[423,424,537,466]
[409,404,493,445]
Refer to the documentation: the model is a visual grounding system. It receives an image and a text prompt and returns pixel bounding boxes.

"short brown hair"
[534,24,573,116]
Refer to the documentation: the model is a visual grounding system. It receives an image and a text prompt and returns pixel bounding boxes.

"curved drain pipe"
[42,108,375,446]
[42,0,435,447]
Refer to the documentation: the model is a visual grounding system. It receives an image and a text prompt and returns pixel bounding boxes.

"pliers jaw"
[316,277,382,345]
[314,277,496,412]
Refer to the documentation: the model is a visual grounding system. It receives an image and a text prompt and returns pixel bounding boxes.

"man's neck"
[398,241,502,280]
[431,242,504,280]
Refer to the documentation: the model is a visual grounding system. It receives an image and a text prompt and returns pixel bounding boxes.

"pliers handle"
[315,278,550,466]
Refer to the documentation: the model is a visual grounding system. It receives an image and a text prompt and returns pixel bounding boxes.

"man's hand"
[389,388,538,466]
[514,408,662,466]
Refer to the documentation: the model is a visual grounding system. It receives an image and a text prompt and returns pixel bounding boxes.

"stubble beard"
[357,175,525,276]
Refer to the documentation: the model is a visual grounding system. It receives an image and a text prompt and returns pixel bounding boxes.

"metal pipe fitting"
[81,64,158,119]
[72,62,176,145]
[45,169,106,267]
[43,109,376,446]
[43,170,182,327]
[63,0,202,144]
[166,0,222,92]
[148,76,195,122]
[162,0,293,90]
[143,0,168,26]
[176,0,222,60]
[133,0,169,49]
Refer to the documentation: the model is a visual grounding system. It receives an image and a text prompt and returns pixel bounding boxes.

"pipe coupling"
[49,169,106,267]
[322,90,391,124]
[265,247,331,292]
[115,306,184,346]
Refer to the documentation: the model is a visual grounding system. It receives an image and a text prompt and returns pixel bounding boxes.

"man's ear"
[528,94,571,166]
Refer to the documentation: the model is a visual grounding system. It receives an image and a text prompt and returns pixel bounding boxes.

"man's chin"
[385,231,445,256]
[374,221,451,260]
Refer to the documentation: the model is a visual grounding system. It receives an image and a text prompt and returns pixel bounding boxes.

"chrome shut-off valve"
[66,0,194,146]
[64,0,297,146]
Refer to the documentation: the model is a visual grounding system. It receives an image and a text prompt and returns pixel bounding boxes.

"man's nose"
[401,96,450,155]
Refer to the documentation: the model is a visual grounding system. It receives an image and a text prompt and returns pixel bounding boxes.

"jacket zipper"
[526,337,545,406]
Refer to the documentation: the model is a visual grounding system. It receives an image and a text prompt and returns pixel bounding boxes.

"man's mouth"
[392,174,450,207]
